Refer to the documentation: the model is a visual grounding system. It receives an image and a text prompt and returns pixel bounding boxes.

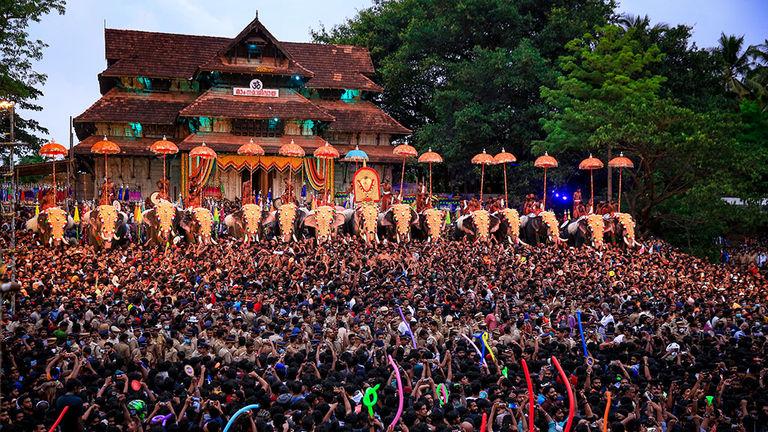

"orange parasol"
[91,136,121,201]
[189,142,217,160]
[494,148,517,208]
[471,149,496,206]
[279,139,306,203]
[238,139,265,204]
[150,136,179,198]
[39,140,67,205]
[534,152,558,209]
[609,152,634,212]
[579,154,604,213]
[418,148,443,202]
[313,142,340,204]
[393,144,418,199]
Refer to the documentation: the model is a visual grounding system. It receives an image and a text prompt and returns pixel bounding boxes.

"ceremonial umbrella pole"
[471,149,496,207]
[493,148,517,208]
[149,136,179,199]
[578,154,604,213]
[39,140,67,206]
[313,142,340,205]
[393,144,418,200]
[91,136,121,202]
[608,152,633,212]
[237,139,265,204]
[534,152,558,210]
[278,139,306,203]
[189,143,218,236]
[417,148,443,205]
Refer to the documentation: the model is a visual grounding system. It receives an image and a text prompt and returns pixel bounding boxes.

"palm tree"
[717,33,752,97]
[617,14,670,36]
[746,39,768,111]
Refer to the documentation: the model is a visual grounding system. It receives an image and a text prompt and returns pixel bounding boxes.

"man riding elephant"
[224,203,265,243]
[141,192,178,247]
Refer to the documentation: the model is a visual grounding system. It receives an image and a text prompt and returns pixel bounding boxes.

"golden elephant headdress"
[353,167,381,203]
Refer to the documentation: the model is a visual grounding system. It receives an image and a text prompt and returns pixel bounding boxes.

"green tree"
[314,0,615,193]
[537,25,746,243]
[0,0,66,155]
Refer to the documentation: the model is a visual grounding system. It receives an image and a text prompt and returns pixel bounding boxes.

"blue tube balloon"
[222,404,260,432]
[577,311,588,359]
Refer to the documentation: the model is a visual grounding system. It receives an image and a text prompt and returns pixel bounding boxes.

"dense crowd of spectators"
[1,213,767,432]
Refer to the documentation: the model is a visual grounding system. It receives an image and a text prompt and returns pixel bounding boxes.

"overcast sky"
[22,0,768,146]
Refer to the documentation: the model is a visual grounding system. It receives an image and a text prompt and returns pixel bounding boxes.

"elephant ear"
[379,211,394,227]
[410,209,419,226]
[332,212,346,228]
[303,213,318,229]
[264,210,276,226]
[489,215,501,233]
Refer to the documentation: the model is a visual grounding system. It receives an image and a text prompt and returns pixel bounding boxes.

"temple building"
[72,14,410,202]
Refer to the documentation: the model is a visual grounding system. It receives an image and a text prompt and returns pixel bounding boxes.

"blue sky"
[23,0,768,146]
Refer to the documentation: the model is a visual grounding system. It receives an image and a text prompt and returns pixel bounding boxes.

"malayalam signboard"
[232,79,279,98]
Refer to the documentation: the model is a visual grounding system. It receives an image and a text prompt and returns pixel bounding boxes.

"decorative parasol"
[279,139,305,203]
[534,152,558,209]
[237,139,265,204]
[609,152,634,212]
[313,142,340,204]
[91,136,121,201]
[471,149,496,206]
[150,136,179,198]
[417,148,443,203]
[393,144,418,199]
[39,140,67,206]
[493,148,517,208]
[578,154,604,213]
[189,142,217,160]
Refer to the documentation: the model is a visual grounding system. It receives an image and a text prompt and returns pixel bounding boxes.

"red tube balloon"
[551,356,575,432]
[480,412,488,432]
[521,359,534,432]
[602,391,612,432]
[48,405,70,432]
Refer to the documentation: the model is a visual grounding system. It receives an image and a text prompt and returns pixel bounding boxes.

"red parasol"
[238,139,265,204]
[91,136,121,202]
[534,152,558,209]
[278,139,305,203]
[313,142,339,204]
[39,140,67,206]
[493,148,517,208]
[418,148,443,203]
[471,149,496,206]
[393,144,418,199]
[579,154,604,213]
[609,152,634,212]
[150,136,179,198]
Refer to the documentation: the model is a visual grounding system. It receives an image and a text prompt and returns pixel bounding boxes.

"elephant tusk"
[113,234,121,240]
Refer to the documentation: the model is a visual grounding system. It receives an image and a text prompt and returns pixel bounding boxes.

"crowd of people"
[1,209,767,432]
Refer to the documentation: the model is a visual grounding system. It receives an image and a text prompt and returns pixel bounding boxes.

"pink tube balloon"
[388,354,404,431]
[521,359,534,432]
[551,356,575,432]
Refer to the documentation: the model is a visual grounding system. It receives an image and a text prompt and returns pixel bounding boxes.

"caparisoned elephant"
[224,203,265,243]
[303,205,345,244]
[456,210,500,242]
[418,208,446,242]
[604,213,639,247]
[561,214,604,248]
[493,208,525,245]
[520,211,561,246]
[177,207,215,245]
[342,203,380,243]
[263,203,309,242]
[141,192,178,246]
[83,202,129,250]
[26,207,73,247]
[379,203,419,242]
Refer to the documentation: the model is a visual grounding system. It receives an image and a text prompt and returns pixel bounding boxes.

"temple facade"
[73,15,410,203]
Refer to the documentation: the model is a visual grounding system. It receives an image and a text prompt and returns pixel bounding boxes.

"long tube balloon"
[388,355,404,431]
[461,334,486,366]
[602,391,612,432]
[551,356,575,432]
[222,404,261,432]
[48,406,70,432]
[480,332,497,364]
[397,306,417,349]
[576,311,588,358]
[480,412,488,432]
[521,359,534,432]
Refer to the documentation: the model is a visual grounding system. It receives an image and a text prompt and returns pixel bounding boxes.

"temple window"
[302,120,315,136]
[231,119,284,137]
[129,122,143,137]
